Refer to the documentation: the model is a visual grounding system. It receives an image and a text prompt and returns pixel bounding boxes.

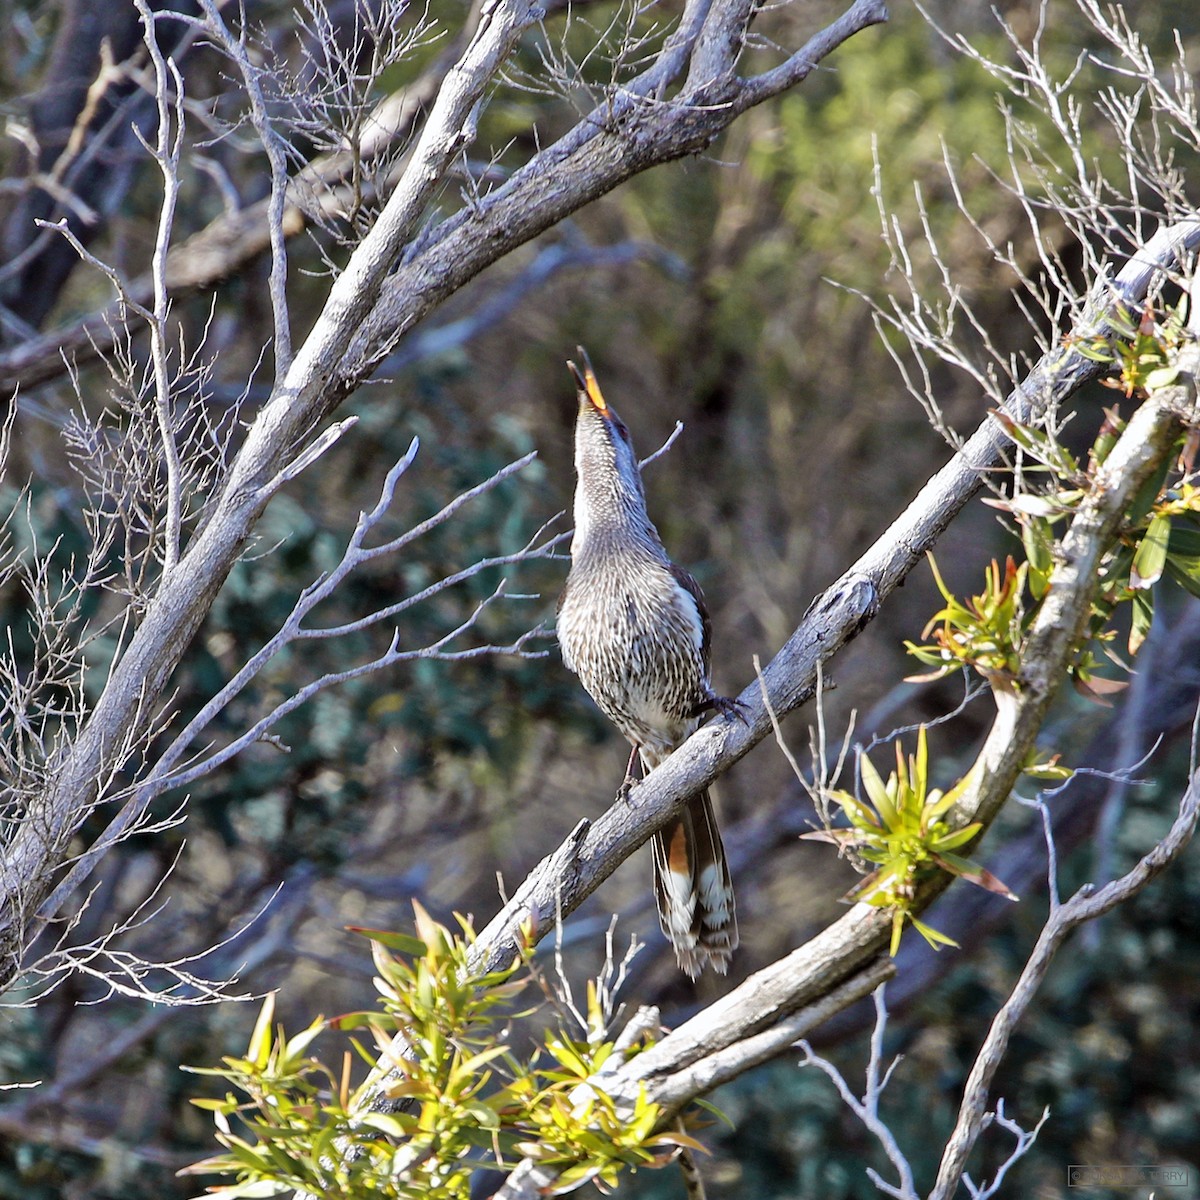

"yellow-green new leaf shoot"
[928,822,982,852]
[859,751,897,829]
[248,994,276,1070]
[910,916,961,950]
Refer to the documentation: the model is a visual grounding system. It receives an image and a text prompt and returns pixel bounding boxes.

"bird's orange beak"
[568,347,607,413]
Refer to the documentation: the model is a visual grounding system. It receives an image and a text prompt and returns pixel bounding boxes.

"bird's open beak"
[567,346,607,413]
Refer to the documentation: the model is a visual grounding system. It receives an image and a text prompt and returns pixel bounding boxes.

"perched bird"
[556,349,741,978]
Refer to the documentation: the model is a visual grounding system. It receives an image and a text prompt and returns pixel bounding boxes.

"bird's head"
[566,347,649,547]
[567,347,642,489]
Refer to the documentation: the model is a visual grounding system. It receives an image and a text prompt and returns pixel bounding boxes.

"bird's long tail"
[651,790,738,979]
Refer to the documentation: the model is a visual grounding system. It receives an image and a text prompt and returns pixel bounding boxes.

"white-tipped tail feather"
[651,791,738,979]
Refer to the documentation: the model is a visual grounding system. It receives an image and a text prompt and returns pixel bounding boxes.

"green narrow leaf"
[925,552,954,603]
[933,853,1019,900]
[545,1036,590,1077]
[929,822,982,852]
[1130,512,1171,589]
[834,791,883,832]
[462,1100,502,1129]
[345,926,428,956]
[280,1018,326,1066]
[1165,557,1200,600]
[990,409,1053,459]
[248,994,276,1069]
[1127,456,1172,525]
[213,1180,292,1198]
[360,1112,412,1138]
[1167,522,1200,558]
[859,753,898,830]
[224,1138,277,1174]
[1004,493,1064,518]
[459,1045,512,1074]
[1074,338,1115,365]
[842,866,888,905]
[1022,518,1053,600]
[1128,588,1153,656]
[910,916,961,949]
[912,726,929,809]
[1144,364,1180,391]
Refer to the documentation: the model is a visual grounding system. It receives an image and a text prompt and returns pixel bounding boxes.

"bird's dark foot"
[696,692,750,726]
[617,744,644,802]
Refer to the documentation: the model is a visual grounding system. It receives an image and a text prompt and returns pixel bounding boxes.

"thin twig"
[930,762,1200,1200]
[198,0,293,374]
[797,985,918,1200]
[134,0,186,575]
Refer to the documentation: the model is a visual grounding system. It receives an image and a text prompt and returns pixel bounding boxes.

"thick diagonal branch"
[0,0,890,986]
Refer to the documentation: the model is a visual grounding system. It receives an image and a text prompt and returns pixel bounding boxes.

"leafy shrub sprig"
[806,726,1017,957]
[183,905,699,1199]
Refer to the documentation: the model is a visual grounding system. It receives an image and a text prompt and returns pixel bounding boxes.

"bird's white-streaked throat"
[570,471,657,558]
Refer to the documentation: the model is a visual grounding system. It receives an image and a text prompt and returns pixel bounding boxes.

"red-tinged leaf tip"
[799,829,861,845]
[1072,673,1129,706]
